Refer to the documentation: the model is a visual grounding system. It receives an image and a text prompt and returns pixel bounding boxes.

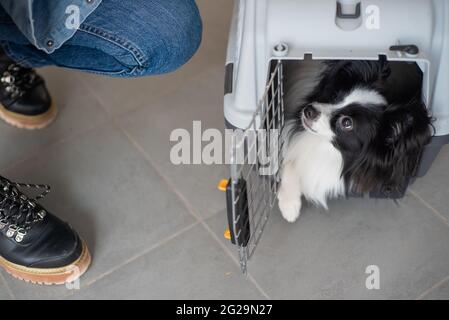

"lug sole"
[0,102,57,130]
[0,241,91,285]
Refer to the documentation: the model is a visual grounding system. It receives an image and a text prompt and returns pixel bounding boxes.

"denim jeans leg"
[0,0,202,77]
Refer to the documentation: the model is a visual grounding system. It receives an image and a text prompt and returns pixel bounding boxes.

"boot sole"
[0,240,91,285]
[0,102,57,130]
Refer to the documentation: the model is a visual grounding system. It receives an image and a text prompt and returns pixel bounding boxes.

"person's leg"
[0,5,55,129]
[1,0,203,77]
[0,0,201,128]
[0,0,201,285]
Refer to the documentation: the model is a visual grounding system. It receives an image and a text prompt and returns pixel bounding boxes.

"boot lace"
[0,63,39,100]
[0,176,50,243]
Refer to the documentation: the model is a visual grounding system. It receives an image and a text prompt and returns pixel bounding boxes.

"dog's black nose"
[304,105,320,120]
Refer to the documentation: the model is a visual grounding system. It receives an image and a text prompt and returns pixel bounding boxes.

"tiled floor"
[1,0,449,300]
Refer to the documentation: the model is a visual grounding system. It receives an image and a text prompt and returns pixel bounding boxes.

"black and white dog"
[278,58,432,223]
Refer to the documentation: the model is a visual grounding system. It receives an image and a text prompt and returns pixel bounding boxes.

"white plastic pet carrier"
[222,0,449,273]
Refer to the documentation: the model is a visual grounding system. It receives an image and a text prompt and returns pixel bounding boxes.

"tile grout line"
[5,69,121,172]
[416,273,449,300]
[3,75,112,174]
[409,189,449,227]
[198,215,271,300]
[84,222,199,287]
[4,120,109,175]
[75,64,216,122]
[409,188,449,299]
[0,271,16,300]
[116,124,271,300]
[62,221,200,299]
[74,72,113,118]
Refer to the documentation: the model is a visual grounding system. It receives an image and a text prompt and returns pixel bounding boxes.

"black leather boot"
[0,47,56,129]
[0,175,90,285]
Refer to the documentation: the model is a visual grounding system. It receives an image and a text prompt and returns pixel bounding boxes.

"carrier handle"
[336,2,361,19]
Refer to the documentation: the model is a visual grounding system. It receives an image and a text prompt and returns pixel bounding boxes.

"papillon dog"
[278,58,432,223]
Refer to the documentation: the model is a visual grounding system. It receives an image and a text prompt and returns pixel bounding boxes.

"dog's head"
[298,60,433,194]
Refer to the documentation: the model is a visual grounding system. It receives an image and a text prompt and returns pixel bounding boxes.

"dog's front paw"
[278,193,302,223]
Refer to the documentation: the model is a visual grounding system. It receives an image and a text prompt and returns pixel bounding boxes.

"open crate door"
[226,61,285,274]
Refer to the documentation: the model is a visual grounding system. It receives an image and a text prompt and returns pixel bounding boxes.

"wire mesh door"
[226,60,285,274]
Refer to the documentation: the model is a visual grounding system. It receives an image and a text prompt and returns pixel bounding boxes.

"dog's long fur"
[278,59,432,223]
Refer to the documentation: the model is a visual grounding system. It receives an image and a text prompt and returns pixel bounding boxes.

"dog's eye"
[339,116,354,131]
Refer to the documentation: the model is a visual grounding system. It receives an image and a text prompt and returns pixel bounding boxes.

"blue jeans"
[0,0,202,77]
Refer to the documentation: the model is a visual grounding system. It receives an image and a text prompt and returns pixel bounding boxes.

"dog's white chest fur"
[278,129,345,222]
[289,131,345,204]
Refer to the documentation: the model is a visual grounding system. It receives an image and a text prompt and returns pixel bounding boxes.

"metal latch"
[390,45,420,57]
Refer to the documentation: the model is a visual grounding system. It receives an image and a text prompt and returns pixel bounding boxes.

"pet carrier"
[222,0,449,273]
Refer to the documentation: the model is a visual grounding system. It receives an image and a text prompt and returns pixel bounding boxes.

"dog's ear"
[381,101,432,185]
[346,100,432,194]
[382,100,432,155]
